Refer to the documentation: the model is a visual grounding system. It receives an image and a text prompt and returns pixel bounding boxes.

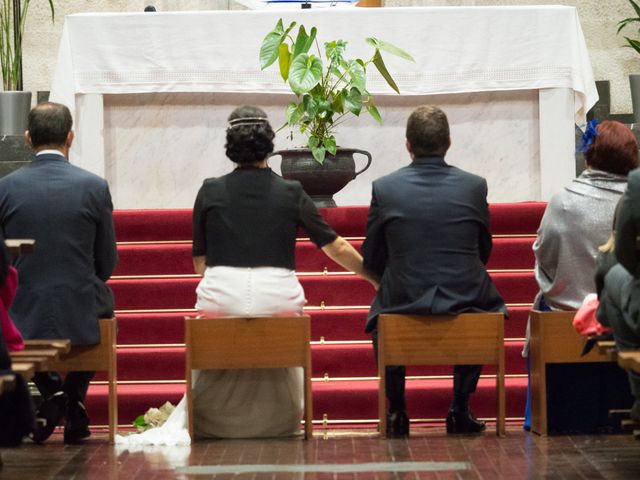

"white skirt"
[116,266,306,446]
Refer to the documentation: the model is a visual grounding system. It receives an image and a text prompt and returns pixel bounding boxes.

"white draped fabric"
[50,6,596,123]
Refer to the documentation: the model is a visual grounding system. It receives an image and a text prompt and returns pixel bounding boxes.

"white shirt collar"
[36,149,66,157]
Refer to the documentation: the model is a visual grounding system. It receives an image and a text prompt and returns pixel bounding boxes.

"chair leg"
[304,367,313,440]
[186,369,194,440]
[378,365,387,437]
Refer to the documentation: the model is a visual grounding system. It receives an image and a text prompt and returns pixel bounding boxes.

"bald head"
[26,102,73,150]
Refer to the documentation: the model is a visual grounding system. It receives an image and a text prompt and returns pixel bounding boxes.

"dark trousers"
[372,330,482,413]
[33,371,95,405]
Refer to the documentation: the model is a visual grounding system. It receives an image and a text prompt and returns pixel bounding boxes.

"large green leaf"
[625,36,640,55]
[286,102,304,126]
[324,135,337,156]
[292,25,317,59]
[278,44,291,81]
[325,40,347,65]
[289,54,323,94]
[372,50,400,94]
[366,37,415,62]
[259,20,296,70]
[345,87,362,115]
[367,103,383,125]
[348,60,366,93]
[331,90,346,114]
[617,17,640,34]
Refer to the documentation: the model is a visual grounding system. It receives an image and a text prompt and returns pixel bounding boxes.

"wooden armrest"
[4,238,35,256]
[618,351,640,373]
[0,374,16,394]
[23,339,71,354]
[11,362,35,379]
[597,340,618,361]
[10,349,59,360]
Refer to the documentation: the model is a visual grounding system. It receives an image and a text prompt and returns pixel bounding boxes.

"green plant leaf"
[308,135,320,150]
[366,37,415,62]
[286,102,304,126]
[133,415,147,428]
[304,95,319,118]
[326,40,347,65]
[310,143,326,164]
[278,44,291,81]
[259,19,296,70]
[617,17,640,34]
[345,87,363,115]
[331,90,346,114]
[625,36,640,55]
[293,25,312,59]
[348,60,366,93]
[304,27,317,54]
[289,54,323,94]
[367,103,383,125]
[372,50,400,94]
[324,135,337,156]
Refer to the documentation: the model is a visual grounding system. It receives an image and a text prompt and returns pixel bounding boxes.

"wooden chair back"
[378,313,505,436]
[45,318,118,443]
[184,315,313,440]
[529,310,609,436]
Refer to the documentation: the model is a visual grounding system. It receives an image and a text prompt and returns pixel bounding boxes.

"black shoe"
[386,411,410,438]
[63,401,91,444]
[30,391,68,443]
[446,410,486,434]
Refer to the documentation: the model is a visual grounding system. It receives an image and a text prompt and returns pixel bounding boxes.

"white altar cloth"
[51,6,595,121]
[47,6,597,207]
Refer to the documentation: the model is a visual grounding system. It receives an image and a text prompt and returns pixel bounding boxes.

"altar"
[49,6,597,209]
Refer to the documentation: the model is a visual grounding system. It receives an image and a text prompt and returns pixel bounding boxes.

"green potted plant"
[618,0,640,123]
[0,0,55,135]
[259,19,413,207]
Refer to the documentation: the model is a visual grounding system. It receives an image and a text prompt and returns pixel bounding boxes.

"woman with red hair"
[524,120,639,433]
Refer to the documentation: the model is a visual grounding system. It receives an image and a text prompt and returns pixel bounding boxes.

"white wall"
[19,0,639,114]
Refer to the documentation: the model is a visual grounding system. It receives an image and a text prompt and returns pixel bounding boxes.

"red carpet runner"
[86,203,545,430]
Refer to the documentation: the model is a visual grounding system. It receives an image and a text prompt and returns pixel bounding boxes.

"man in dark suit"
[362,105,506,437]
[0,102,117,444]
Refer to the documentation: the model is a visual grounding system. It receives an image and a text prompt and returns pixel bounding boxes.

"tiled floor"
[2,429,640,479]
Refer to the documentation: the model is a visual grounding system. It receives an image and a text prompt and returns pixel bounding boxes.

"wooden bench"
[23,339,71,354]
[597,340,618,361]
[184,315,313,440]
[377,313,506,436]
[10,349,60,371]
[43,318,118,442]
[4,239,35,257]
[529,310,610,436]
[11,362,35,380]
[617,351,640,373]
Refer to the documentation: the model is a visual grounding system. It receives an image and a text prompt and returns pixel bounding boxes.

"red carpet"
[85,202,545,428]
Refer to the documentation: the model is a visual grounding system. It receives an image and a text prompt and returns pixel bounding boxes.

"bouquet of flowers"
[132,401,176,432]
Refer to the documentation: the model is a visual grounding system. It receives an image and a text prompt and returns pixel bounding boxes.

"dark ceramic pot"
[270,148,372,208]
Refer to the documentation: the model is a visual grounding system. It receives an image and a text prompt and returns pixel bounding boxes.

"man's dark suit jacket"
[0,154,117,345]
[362,156,506,333]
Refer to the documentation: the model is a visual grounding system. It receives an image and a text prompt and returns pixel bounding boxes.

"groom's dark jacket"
[362,155,506,333]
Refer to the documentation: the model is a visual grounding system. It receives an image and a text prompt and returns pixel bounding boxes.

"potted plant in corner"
[260,19,414,207]
[618,0,640,124]
[0,0,55,135]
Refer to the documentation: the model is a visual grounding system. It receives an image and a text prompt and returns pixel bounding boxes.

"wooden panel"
[379,313,503,365]
[5,238,35,256]
[23,339,71,354]
[356,0,382,7]
[530,311,608,363]
[11,362,35,379]
[185,316,310,370]
[618,351,640,373]
[46,318,115,372]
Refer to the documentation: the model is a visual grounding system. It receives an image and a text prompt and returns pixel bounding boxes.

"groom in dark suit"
[0,102,117,444]
[362,105,506,437]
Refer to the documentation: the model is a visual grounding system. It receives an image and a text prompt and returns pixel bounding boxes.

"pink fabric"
[1,267,24,351]
[573,294,612,337]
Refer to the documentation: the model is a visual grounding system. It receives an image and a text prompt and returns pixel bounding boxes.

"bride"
[116,106,377,445]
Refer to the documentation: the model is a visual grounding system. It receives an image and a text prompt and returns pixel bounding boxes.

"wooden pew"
[597,340,618,361]
[23,339,71,355]
[4,239,35,257]
[10,349,60,372]
[378,313,506,436]
[529,310,610,436]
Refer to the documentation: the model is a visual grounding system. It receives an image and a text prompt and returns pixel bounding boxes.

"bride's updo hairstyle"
[225,105,276,165]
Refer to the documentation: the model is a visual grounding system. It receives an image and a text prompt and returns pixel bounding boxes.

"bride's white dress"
[116,266,306,445]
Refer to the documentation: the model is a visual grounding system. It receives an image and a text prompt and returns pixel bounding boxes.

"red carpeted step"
[113,203,545,243]
[113,237,536,276]
[85,377,527,426]
[115,311,192,345]
[109,272,536,310]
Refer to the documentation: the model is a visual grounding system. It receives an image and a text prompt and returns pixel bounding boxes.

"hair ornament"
[577,118,599,154]
[227,116,268,128]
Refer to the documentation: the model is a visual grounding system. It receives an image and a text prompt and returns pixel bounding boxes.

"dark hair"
[225,106,275,165]
[406,105,450,157]
[27,102,73,148]
[584,120,639,175]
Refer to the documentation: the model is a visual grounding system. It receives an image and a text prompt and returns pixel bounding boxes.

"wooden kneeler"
[184,316,313,440]
[378,313,506,436]
[44,318,118,443]
[529,310,609,436]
